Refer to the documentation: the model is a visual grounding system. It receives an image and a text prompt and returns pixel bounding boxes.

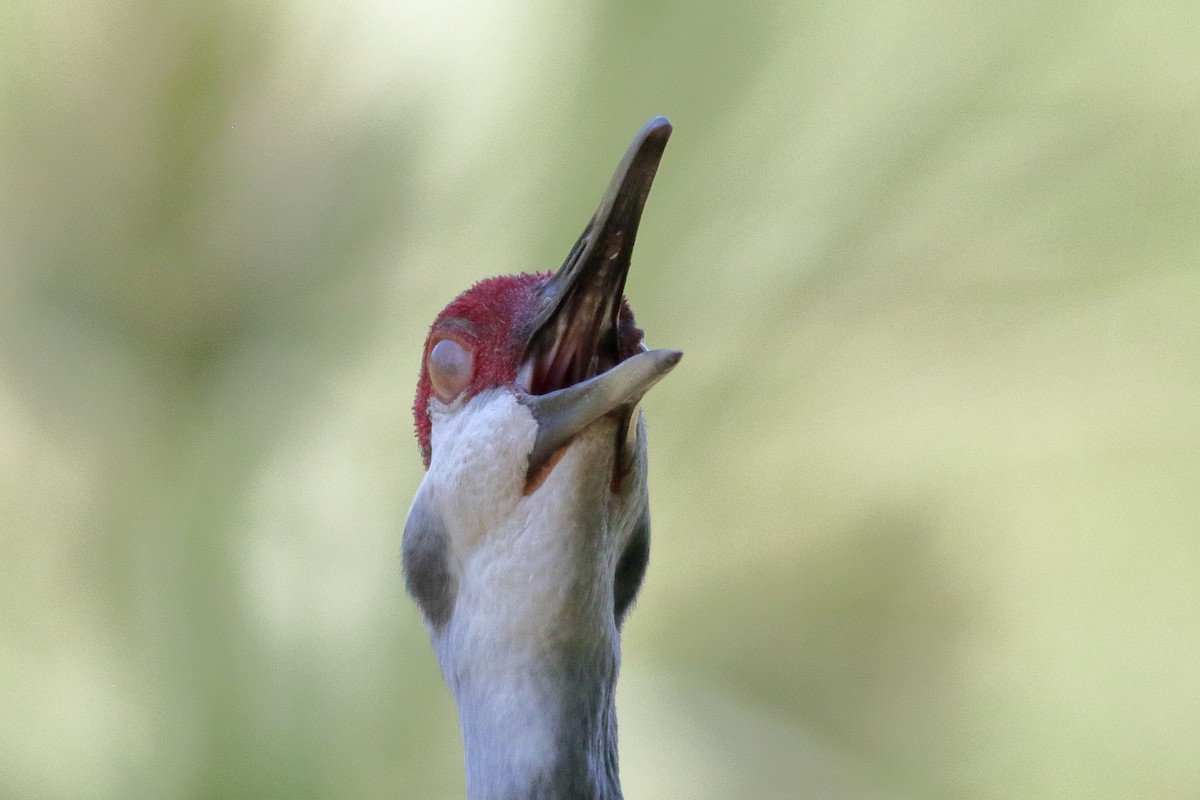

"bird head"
[412,117,677,474]
[402,118,679,797]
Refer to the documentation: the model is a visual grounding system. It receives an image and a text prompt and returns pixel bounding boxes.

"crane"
[402,117,680,800]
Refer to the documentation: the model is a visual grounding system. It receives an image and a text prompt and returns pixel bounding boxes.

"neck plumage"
[416,398,640,799]
[447,638,624,800]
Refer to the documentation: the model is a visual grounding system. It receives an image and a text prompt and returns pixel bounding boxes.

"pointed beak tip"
[630,117,672,165]
[653,348,683,373]
[634,348,683,391]
[643,115,672,138]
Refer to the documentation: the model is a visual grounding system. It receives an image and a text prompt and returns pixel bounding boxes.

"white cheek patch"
[422,387,634,641]
[424,388,621,625]
[427,389,538,549]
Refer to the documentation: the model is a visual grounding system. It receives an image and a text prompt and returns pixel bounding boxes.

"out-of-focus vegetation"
[2,1,1198,798]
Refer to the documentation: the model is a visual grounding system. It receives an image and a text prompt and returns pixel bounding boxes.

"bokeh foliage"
[2,1,1198,798]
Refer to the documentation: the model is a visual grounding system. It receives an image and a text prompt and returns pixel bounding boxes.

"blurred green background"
[2,1,1198,798]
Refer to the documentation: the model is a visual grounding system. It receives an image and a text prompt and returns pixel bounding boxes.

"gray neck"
[449,643,623,800]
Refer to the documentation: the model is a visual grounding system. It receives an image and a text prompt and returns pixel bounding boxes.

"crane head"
[403,117,678,798]
[413,117,676,468]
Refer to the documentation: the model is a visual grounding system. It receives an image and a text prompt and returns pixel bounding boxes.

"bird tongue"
[521,117,672,396]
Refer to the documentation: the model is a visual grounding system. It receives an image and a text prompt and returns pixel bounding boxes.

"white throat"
[410,388,646,800]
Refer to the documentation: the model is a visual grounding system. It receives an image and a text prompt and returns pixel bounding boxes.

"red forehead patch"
[413,273,546,466]
[412,272,643,468]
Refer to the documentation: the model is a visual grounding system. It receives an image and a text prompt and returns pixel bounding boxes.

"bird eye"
[428,337,473,402]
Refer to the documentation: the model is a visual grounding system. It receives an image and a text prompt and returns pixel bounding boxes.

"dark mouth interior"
[521,272,623,396]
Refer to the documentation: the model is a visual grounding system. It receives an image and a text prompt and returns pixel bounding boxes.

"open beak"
[518,117,681,479]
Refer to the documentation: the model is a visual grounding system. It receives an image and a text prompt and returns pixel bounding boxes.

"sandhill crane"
[403,117,679,800]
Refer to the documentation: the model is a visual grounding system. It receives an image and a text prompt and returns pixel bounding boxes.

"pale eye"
[428,338,473,402]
